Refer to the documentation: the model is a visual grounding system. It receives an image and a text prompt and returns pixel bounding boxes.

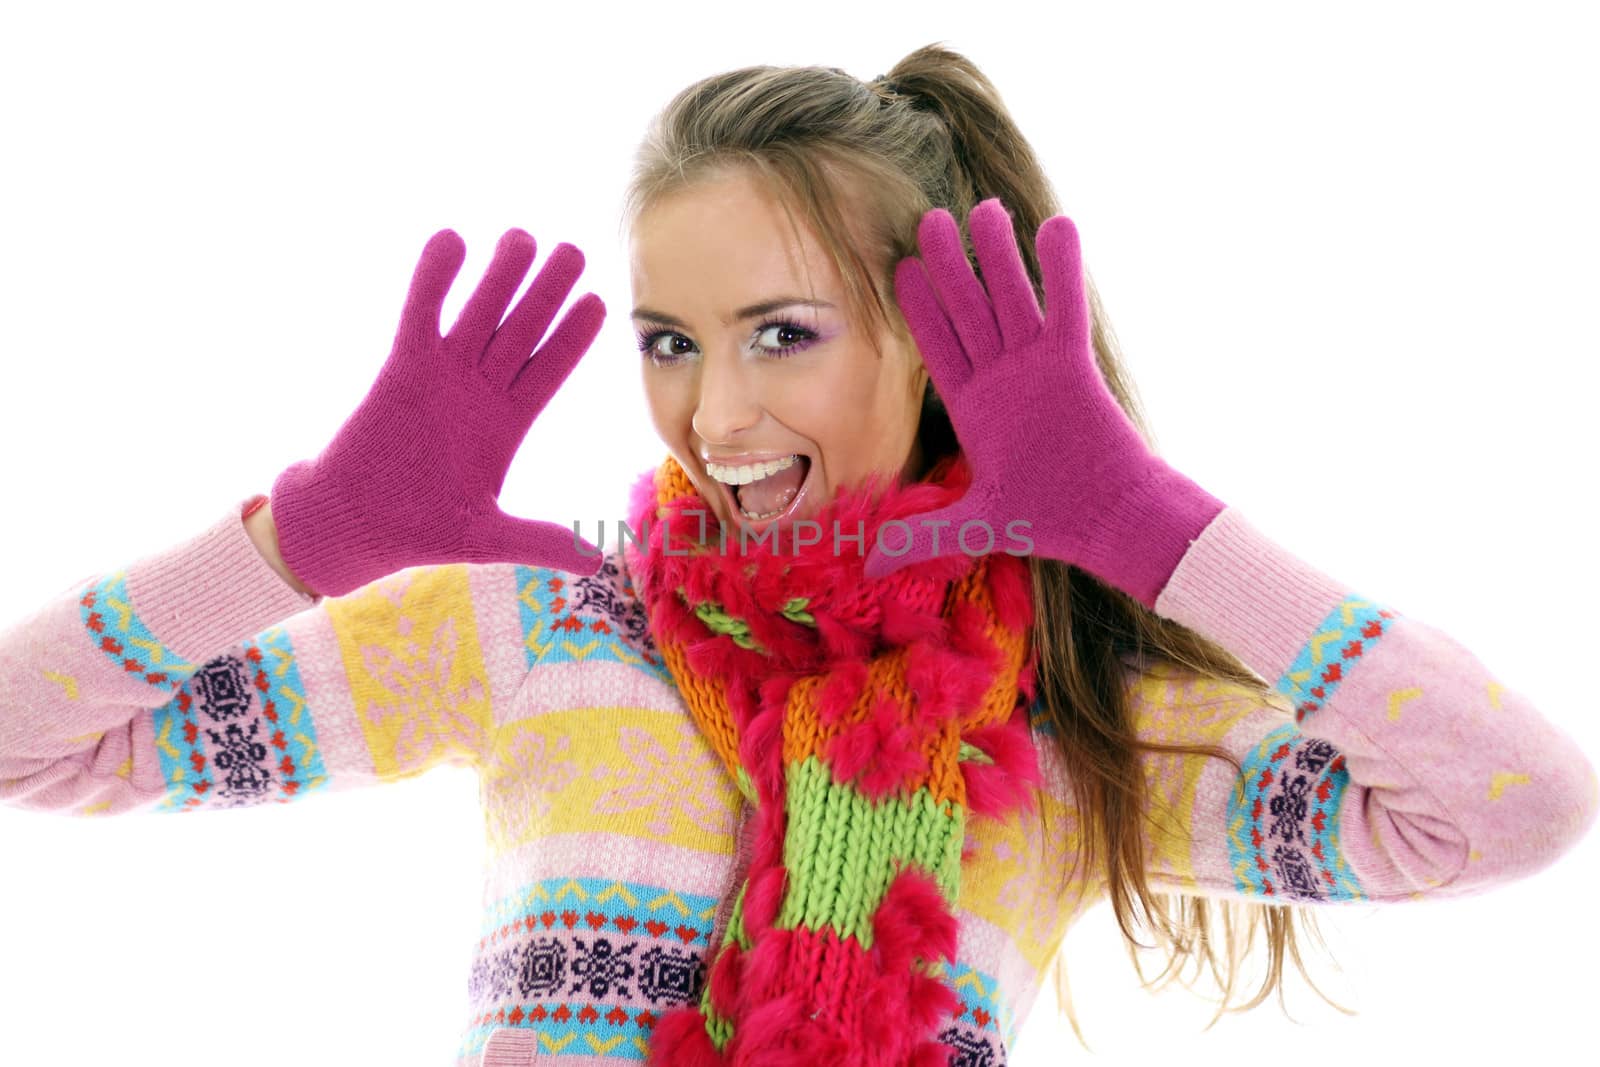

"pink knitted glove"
[864,198,1226,609]
[270,227,606,598]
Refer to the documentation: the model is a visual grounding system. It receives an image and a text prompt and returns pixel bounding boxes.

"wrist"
[243,494,320,598]
[1077,460,1226,610]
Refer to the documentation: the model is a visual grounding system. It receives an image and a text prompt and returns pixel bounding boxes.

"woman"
[2,44,1594,1066]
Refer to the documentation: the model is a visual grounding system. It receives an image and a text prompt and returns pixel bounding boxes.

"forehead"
[628,170,839,312]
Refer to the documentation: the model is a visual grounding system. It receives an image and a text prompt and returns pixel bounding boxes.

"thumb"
[474,513,606,575]
[863,500,986,580]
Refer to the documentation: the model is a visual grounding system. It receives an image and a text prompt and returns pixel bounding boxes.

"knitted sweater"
[1,493,1595,1066]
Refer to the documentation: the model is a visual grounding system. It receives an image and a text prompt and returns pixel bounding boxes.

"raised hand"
[865,199,1224,610]
[271,228,607,598]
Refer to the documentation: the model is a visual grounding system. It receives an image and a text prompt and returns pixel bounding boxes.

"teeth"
[706,454,799,485]
[740,502,789,521]
[704,454,806,522]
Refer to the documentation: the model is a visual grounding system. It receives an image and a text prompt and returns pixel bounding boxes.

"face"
[628,166,929,539]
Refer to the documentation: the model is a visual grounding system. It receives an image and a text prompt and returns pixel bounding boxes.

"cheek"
[853,365,923,436]
[816,402,895,473]
[642,377,689,439]
[812,359,918,444]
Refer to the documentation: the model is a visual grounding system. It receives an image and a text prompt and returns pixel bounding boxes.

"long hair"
[621,43,1349,1044]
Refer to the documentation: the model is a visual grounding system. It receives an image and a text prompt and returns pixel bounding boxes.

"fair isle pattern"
[1223,593,1400,899]
[474,878,721,948]
[79,570,195,693]
[1275,594,1398,724]
[134,561,499,813]
[457,878,720,1062]
[148,629,330,812]
[1225,722,1363,901]
[1127,663,1286,895]
[943,959,1015,1048]
[481,712,741,857]
[4,496,1591,1066]
[515,558,672,686]
[936,1023,1005,1067]
[324,564,495,779]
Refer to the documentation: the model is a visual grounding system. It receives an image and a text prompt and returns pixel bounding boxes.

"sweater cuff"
[121,494,322,664]
[1152,505,1349,685]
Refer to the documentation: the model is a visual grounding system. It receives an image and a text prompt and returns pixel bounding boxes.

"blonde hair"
[622,42,1351,1045]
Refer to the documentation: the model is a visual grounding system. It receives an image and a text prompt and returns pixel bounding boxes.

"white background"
[1,1,1596,1063]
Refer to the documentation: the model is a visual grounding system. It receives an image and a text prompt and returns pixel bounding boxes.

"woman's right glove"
[270,227,606,598]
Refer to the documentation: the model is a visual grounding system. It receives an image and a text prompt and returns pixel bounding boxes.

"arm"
[1131,506,1597,903]
[0,493,512,816]
[935,507,1600,1058]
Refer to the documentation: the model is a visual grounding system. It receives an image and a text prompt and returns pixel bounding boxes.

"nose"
[690,349,763,445]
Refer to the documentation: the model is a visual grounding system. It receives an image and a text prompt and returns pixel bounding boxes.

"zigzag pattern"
[944,959,1015,1045]
[458,877,724,1063]
[516,562,672,685]
[79,569,195,692]
[1220,592,1399,900]
[477,878,721,949]
[1275,594,1397,723]
[461,1003,660,1060]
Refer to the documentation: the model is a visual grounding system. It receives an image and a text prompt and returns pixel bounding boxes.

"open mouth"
[708,453,815,533]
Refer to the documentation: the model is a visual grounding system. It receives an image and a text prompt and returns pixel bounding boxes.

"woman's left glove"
[863,198,1226,610]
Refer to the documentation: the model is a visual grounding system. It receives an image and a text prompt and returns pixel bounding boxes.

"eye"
[754,320,819,357]
[636,329,695,367]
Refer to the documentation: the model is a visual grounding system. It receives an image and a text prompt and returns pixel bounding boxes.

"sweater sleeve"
[0,494,509,816]
[1127,506,1599,904]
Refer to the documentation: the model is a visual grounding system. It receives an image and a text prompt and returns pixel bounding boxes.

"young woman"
[2,44,1594,1067]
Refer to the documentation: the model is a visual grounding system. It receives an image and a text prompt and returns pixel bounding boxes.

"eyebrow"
[629,298,836,329]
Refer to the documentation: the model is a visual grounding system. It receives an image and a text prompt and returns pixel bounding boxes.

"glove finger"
[476,513,606,576]
[1036,216,1091,351]
[510,291,606,407]
[968,199,1044,354]
[447,228,536,360]
[398,229,467,343]
[482,242,585,393]
[863,499,988,579]
[916,207,1003,361]
[894,256,970,393]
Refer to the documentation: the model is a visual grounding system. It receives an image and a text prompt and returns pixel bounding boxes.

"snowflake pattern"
[358,608,488,771]
[1129,665,1280,887]
[568,937,638,998]
[458,878,718,1064]
[986,796,1077,947]
[484,724,579,829]
[590,722,738,838]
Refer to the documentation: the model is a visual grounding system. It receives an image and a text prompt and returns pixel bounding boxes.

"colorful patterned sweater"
[1,492,1595,1066]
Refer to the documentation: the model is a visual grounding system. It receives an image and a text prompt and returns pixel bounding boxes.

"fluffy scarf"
[623,452,1041,1066]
